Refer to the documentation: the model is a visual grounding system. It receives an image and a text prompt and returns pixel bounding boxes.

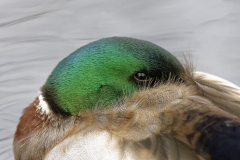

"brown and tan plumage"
[44,67,240,160]
[13,37,240,160]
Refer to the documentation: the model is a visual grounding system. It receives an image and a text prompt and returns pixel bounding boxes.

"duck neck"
[13,94,76,160]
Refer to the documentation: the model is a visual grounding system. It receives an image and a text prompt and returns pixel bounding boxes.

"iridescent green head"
[42,37,184,115]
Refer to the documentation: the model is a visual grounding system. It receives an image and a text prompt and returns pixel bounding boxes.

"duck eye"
[134,72,149,81]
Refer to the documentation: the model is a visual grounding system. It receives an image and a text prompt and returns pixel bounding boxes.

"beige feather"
[193,71,240,118]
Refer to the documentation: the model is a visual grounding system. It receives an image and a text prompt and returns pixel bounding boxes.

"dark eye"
[134,72,149,81]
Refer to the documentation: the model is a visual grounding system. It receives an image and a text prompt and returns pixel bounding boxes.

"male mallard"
[13,37,240,160]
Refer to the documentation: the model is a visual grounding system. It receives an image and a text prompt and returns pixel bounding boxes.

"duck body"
[13,37,240,160]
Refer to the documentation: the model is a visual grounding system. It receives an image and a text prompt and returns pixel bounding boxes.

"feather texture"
[43,64,240,160]
[194,71,240,118]
[14,62,240,160]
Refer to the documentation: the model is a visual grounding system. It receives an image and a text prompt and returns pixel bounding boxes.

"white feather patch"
[44,131,136,160]
[37,91,51,115]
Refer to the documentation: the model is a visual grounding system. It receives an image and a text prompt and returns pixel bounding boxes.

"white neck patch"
[37,91,51,115]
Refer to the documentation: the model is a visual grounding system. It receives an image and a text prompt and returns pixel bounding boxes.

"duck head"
[41,37,184,116]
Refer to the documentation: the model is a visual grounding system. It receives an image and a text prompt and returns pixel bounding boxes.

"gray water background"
[1,0,240,159]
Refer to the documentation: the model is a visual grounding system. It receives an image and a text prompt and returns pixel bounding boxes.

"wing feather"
[193,71,240,118]
[138,135,201,160]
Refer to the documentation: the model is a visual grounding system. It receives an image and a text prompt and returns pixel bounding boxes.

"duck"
[13,37,240,160]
